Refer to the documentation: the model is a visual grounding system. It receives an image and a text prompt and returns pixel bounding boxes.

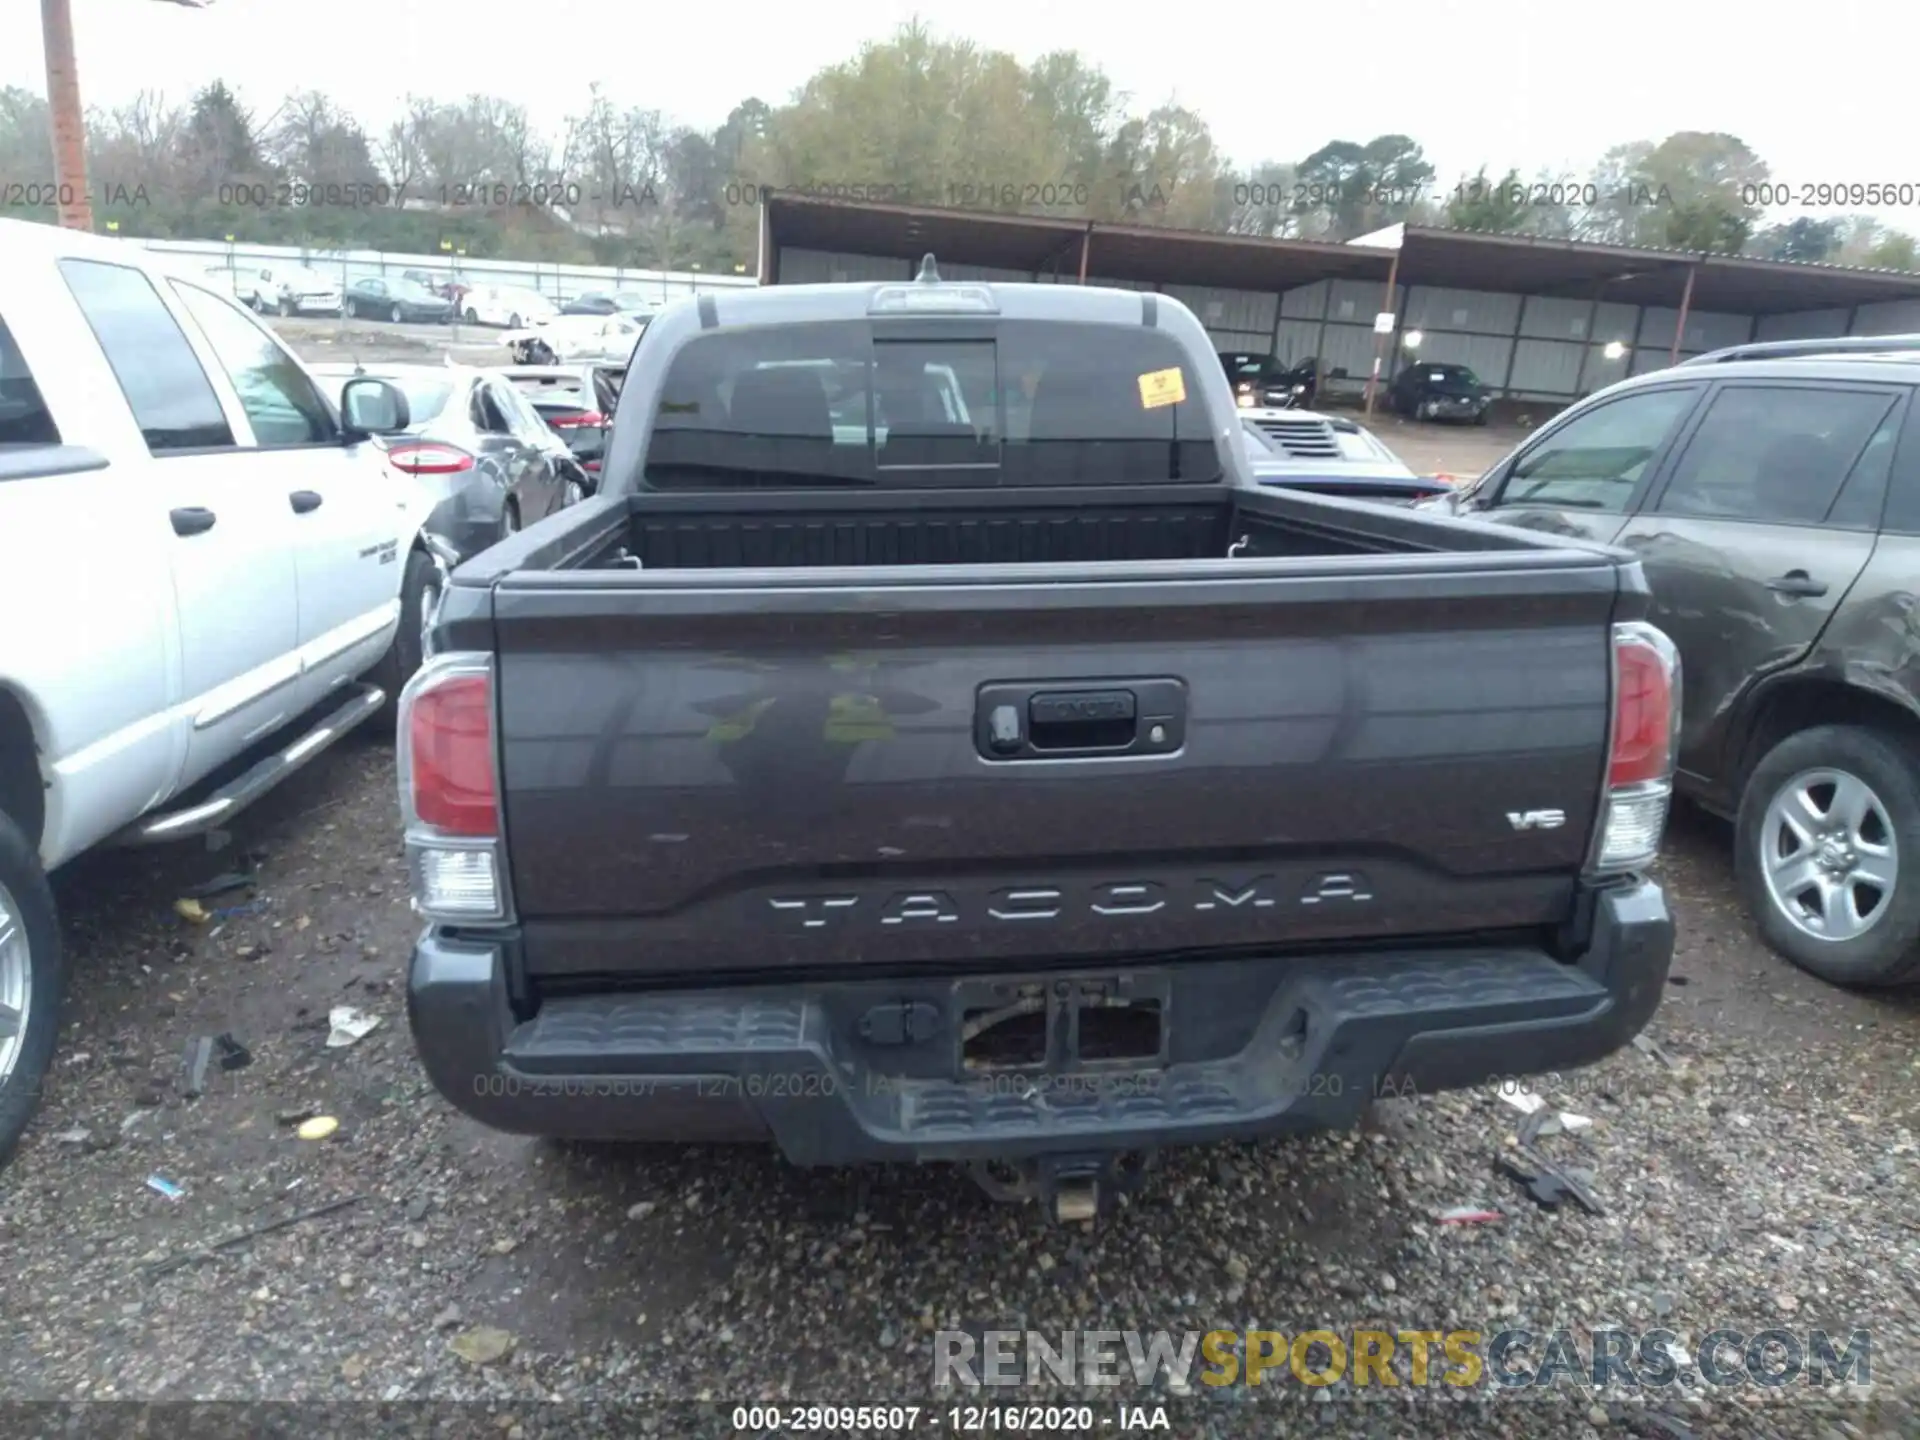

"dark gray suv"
[1427,336,1920,989]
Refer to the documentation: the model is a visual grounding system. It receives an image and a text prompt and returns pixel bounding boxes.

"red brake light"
[550,412,605,428]
[584,460,601,472]
[387,442,476,475]
[1609,628,1677,787]
[407,672,496,836]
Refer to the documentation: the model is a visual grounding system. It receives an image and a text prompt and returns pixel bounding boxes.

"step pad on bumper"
[494,951,1611,1159]
[509,996,811,1057]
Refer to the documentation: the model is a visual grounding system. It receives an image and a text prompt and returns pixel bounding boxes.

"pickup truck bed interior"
[539,484,1554,572]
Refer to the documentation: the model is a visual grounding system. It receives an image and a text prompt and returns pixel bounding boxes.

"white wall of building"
[776,248,912,283]
[770,241,1920,401]
[138,235,753,303]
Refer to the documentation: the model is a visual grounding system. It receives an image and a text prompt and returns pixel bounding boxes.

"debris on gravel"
[3,749,1918,1440]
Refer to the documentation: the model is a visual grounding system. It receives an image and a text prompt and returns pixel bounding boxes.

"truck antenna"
[916,253,940,283]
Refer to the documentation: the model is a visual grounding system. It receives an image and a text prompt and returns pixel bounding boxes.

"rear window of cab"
[640,320,1222,489]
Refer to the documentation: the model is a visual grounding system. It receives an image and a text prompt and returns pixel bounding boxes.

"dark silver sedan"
[344,277,455,324]
[313,362,588,560]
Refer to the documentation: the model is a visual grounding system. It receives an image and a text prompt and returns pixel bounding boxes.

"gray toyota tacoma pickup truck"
[399,260,1679,1219]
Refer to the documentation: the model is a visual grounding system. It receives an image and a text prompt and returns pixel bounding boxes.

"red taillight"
[1609,627,1677,787]
[550,412,605,428]
[387,442,477,475]
[407,672,496,836]
[584,460,601,473]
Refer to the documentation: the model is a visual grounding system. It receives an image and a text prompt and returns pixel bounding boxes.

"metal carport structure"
[760,194,1920,413]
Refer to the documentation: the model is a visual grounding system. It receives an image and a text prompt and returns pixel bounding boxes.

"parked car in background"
[561,291,621,315]
[462,284,559,329]
[260,265,344,318]
[201,264,274,312]
[0,219,449,1166]
[506,311,645,366]
[561,292,660,318]
[1421,336,1920,988]
[402,268,470,309]
[500,363,623,480]
[1240,414,1448,504]
[309,361,588,558]
[1390,361,1491,424]
[345,277,455,324]
[1219,351,1319,409]
[203,264,268,311]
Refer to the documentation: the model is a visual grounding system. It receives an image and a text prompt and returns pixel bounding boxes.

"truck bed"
[595,486,1378,569]
[434,485,1631,991]
[482,484,1534,574]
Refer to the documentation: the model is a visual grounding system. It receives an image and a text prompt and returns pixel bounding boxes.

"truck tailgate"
[489,552,1626,979]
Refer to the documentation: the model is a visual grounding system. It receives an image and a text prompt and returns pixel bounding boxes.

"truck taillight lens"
[409,673,494,834]
[397,652,510,922]
[1592,621,1682,873]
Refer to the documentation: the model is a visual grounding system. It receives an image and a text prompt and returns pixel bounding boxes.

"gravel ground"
[4,741,1919,1439]
[6,350,1917,1436]
[271,314,516,367]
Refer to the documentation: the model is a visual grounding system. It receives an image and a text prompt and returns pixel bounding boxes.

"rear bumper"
[408,880,1672,1164]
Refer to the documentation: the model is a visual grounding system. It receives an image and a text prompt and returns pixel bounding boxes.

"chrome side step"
[114,683,387,846]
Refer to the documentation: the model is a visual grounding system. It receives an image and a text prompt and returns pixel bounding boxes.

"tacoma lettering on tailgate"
[766,874,1372,931]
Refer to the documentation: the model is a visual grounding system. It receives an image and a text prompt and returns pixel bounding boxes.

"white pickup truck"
[0,219,447,1165]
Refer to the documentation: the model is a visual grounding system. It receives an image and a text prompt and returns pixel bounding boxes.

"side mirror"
[340,377,411,439]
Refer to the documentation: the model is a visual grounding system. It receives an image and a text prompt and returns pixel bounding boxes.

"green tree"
[1750,216,1840,263]
[1024,51,1117,194]
[1580,132,1767,253]
[1214,159,1298,237]
[0,87,54,191]
[1444,167,1531,232]
[1097,102,1225,226]
[1867,230,1920,271]
[759,22,1074,212]
[1290,134,1435,240]
[179,81,270,198]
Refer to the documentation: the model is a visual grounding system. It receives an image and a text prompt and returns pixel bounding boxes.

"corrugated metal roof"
[1396,225,1920,310]
[762,194,1920,314]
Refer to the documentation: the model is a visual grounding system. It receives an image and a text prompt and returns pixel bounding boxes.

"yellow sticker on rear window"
[1138,367,1186,409]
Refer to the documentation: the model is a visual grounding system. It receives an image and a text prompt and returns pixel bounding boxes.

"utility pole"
[41,0,93,231]
[42,0,212,232]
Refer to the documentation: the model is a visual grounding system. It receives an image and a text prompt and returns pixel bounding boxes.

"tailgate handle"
[1029,689,1137,752]
[977,679,1185,761]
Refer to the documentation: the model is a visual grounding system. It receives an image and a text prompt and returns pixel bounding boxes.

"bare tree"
[88,90,184,207]
[562,85,666,235]
[377,97,435,197]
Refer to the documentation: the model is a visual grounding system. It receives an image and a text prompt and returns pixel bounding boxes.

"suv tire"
[1736,724,1920,987]
[0,808,63,1170]
[370,548,442,722]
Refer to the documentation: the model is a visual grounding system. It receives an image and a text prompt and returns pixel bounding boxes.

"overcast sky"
[3,0,1910,225]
